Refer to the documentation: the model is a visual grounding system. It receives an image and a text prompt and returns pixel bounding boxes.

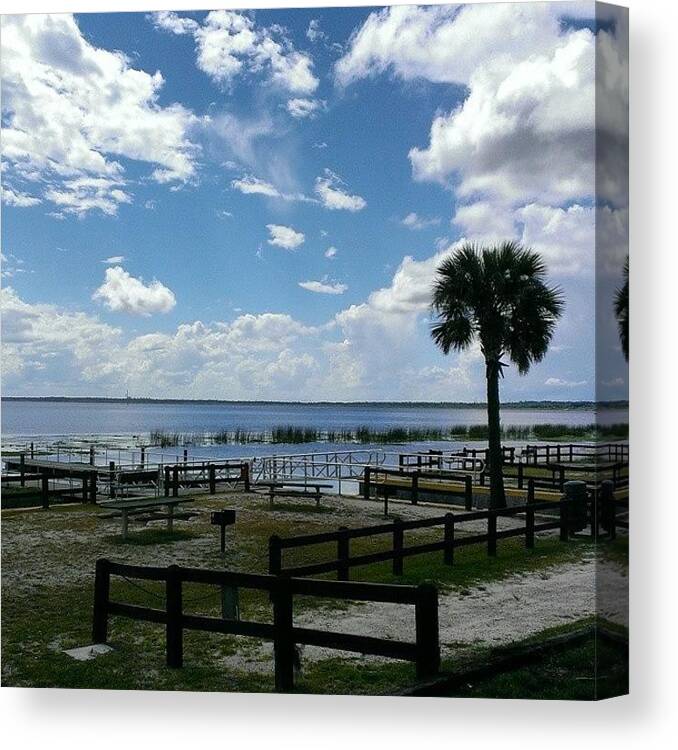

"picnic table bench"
[99,496,196,540]
[253,481,333,508]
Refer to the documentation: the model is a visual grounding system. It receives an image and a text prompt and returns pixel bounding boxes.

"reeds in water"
[147,421,628,447]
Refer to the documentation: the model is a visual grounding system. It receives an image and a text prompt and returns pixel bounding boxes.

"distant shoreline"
[1,397,628,409]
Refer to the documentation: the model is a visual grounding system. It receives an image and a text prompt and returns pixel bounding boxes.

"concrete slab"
[64,644,113,661]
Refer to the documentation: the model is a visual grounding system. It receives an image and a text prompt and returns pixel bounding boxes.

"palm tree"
[430,242,564,508]
[615,257,629,361]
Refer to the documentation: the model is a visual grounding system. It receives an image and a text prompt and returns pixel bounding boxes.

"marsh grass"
[147,422,628,447]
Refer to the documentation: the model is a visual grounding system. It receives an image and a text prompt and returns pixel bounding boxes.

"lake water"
[1,399,626,439]
[1,400,628,492]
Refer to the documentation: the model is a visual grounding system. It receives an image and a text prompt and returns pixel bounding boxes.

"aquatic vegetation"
[147,422,628,447]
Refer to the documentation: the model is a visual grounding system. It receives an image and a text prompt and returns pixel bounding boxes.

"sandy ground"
[1,489,628,675]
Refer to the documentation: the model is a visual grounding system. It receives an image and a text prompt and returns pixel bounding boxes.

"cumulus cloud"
[324,246,338,259]
[92,267,176,316]
[2,187,42,207]
[286,97,324,119]
[266,224,305,250]
[101,256,125,264]
[408,28,596,204]
[336,4,559,87]
[150,10,199,35]
[1,14,199,216]
[401,212,441,230]
[152,10,318,95]
[315,169,366,212]
[299,279,347,295]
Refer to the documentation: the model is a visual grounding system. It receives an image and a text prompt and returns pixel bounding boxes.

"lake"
[1,399,626,439]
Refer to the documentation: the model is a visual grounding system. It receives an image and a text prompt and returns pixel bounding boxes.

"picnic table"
[99,496,196,540]
[253,481,333,508]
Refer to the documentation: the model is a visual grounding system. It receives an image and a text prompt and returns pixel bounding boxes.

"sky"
[0,3,629,402]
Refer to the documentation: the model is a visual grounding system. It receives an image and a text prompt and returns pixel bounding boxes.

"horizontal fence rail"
[92,559,440,691]
[270,483,624,580]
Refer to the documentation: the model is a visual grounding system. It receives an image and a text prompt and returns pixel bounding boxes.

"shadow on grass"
[107,529,199,546]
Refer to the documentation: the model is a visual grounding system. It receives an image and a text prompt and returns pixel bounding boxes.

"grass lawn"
[1,491,627,696]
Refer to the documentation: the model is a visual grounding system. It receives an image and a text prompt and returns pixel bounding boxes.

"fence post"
[92,559,111,643]
[82,476,89,503]
[242,462,251,492]
[89,445,95,465]
[526,479,535,549]
[164,466,171,497]
[411,470,419,505]
[19,453,25,487]
[140,446,145,466]
[183,449,188,464]
[41,471,49,509]
[559,500,569,542]
[488,512,497,557]
[363,467,371,500]
[392,519,404,576]
[109,461,116,498]
[464,475,473,511]
[166,565,183,668]
[444,513,455,566]
[415,583,440,679]
[209,464,216,495]
[30,441,34,459]
[337,527,350,581]
[172,465,179,498]
[273,576,295,693]
[269,535,282,575]
[89,472,97,503]
[517,461,524,489]
[601,480,616,540]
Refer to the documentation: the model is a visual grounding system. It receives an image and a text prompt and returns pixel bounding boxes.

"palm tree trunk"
[486,361,507,509]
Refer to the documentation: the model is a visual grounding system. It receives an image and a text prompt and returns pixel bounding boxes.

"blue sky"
[1,4,628,401]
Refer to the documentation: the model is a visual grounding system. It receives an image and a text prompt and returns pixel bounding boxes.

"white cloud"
[266,224,305,250]
[92,266,176,316]
[299,279,347,295]
[324,246,338,259]
[409,28,596,204]
[232,175,281,198]
[2,187,42,207]
[231,174,313,203]
[1,14,199,216]
[306,19,328,44]
[153,10,318,95]
[286,98,324,119]
[517,203,595,276]
[44,177,132,217]
[1,285,122,380]
[102,256,125,265]
[401,212,441,231]
[544,377,587,388]
[150,11,199,35]
[315,169,366,212]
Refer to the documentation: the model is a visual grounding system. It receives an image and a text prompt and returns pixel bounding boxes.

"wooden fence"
[92,559,439,692]
[268,492,585,581]
[161,461,250,497]
[364,459,627,507]
[363,466,474,508]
